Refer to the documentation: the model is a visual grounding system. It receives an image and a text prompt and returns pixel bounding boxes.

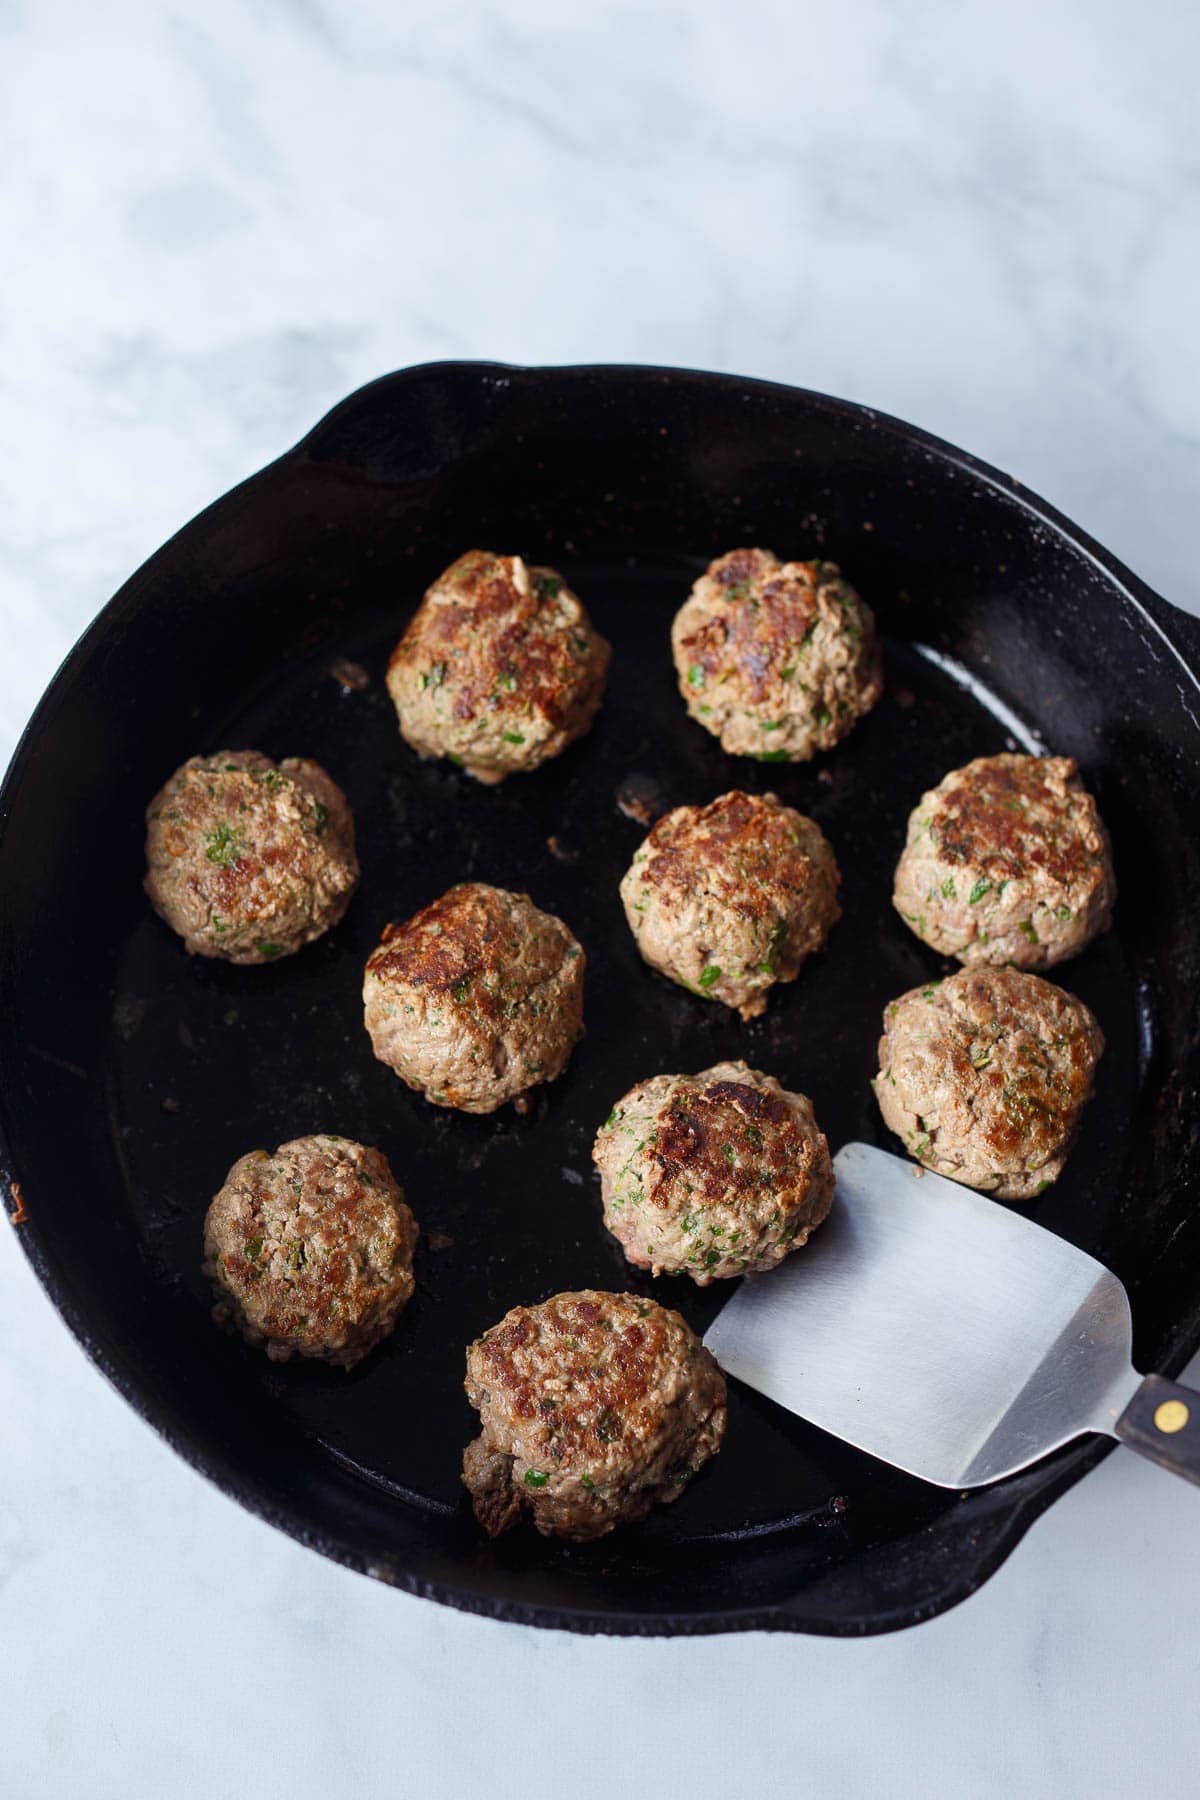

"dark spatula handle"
[1115,1374,1200,1487]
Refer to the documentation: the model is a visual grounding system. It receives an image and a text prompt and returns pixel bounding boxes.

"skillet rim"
[2,359,1198,1638]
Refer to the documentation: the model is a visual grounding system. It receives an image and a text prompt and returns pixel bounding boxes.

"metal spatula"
[703,1144,1200,1489]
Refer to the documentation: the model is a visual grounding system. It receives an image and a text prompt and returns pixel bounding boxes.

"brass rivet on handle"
[1154,1400,1189,1435]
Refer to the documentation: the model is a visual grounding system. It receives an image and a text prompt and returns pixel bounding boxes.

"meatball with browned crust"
[893,754,1116,969]
[145,750,358,964]
[462,1290,726,1541]
[593,1061,834,1283]
[671,548,882,761]
[620,790,840,1018]
[203,1135,418,1368]
[363,882,585,1113]
[873,968,1104,1200]
[387,551,611,783]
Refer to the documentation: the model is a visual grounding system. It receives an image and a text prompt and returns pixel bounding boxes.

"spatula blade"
[703,1143,1141,1488]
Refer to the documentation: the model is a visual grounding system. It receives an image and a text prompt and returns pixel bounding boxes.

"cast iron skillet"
[2,363,1199,1637]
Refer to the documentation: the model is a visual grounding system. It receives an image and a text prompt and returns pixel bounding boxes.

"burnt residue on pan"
[1,362,1198,1637]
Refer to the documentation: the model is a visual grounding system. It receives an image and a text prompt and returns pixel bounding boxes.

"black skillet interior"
[3,363,1199,1637]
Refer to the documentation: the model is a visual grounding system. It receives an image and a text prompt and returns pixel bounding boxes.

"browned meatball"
[202,1135,418,1368]
[362,883,585,1113]
[893,754,1116,969]
[619,790,840,1018]
[462,1290,726,1541]
[386,551,611,783]
[671,548,882,761]
[873,968,1104,1199]
[144,750,358,963]
[593,1061,834,1283]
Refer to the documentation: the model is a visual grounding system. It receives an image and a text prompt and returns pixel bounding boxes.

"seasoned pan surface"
[3,363,1199,1635]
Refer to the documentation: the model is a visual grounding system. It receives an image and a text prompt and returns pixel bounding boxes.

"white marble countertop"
[3,3,1199,1795]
